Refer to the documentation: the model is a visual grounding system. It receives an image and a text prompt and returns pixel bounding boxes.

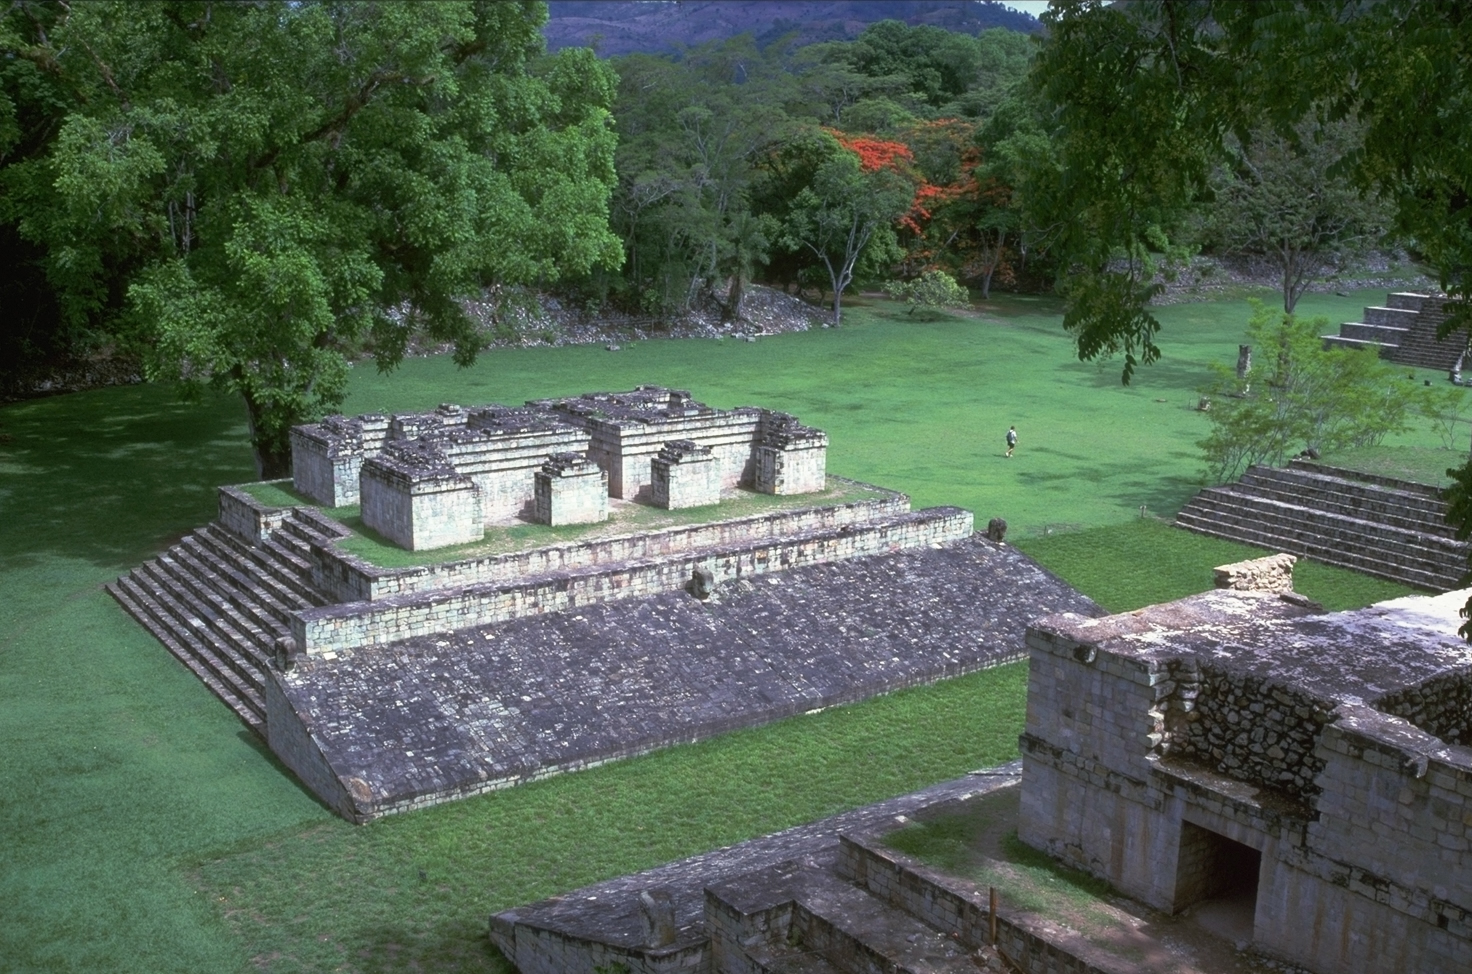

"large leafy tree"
[1209,118,1387,313]
[0,1,621,475]
[779,130,916,326]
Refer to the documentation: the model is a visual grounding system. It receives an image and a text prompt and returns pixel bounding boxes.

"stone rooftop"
[1038,588,1472,705]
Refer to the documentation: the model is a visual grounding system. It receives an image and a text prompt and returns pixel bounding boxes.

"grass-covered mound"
[0,286,1453,972]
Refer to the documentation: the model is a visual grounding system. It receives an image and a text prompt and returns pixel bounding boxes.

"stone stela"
[290,386,829,551]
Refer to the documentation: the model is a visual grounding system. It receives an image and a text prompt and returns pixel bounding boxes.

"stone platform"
[269,534,1100,820]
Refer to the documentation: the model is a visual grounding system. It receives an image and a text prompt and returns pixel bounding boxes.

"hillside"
[544,1,1041,56]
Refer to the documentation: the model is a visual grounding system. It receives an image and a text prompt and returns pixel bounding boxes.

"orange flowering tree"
[778,129,917,325]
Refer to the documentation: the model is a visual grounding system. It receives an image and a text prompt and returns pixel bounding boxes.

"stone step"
[1193,488,1462,557]
[1286,459,1446,500]
[1387,292,1431,312]
[1228,481,1453,537]
[1174,510,1459,591]
[1243,464,1448,515]
[709,862,977,974]
[196,524,325,610]
[1322,335,1394,355]
[1176,504,1462,589]
[1338,322,1409,345]
[204,524,329,606]
[182,533,303,628]
[171,537,294,639]
[108,576,266,728]
[135,560,270,681]
[1363,306,1421,328]
[1233,475,1451,533]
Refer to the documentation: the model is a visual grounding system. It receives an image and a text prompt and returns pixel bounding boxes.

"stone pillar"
[650,439,722,509]
[533,453,609,526]
[753,411,828,495]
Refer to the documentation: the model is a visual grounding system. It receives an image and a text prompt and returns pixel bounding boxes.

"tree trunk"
[242,390,293,481]
[724,272,744,322]
[980,265,995,300]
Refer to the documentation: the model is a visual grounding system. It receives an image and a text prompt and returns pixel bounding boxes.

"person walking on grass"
[1005,425,1017,458]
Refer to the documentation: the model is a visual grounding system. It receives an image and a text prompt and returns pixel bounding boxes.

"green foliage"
[883,269,969,315]
[1199,302,1423,482]
[1,1,621,473]
[1208,117,1388,312]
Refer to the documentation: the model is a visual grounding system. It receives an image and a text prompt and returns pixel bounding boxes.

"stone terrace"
[269,535,1100,820]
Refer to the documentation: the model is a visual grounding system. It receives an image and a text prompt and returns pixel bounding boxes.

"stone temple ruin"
[109,386,1096,822]
[1020,566,1472,972]
[488,557,1472,974]
[290,387,828,550]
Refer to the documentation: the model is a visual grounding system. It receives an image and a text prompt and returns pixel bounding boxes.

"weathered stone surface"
[987,517,1007,542]
[532,452,608,526]
[1213,552,1297,593]
[274,535,1098,820]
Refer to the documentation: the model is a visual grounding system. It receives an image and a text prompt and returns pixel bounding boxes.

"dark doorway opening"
[1174,821,1262,945]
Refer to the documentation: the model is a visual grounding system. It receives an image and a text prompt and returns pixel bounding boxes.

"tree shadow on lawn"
[1057,354,1230,392]
[0,384,255,575]
[1020,446,1203,517]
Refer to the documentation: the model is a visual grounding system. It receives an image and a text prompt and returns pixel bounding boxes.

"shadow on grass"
[0,384,254,574]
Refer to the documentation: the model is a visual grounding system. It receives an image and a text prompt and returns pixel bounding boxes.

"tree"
[780,131,916,326]
[1199,302,1422,482]
[883,269,969,315]
[0,1,622,475]
[1209,117,1387,313]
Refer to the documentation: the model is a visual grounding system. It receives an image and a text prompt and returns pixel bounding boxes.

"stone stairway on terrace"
[1322,291,1466,372]
[1176,459,1467,591]
[106,508,346,731]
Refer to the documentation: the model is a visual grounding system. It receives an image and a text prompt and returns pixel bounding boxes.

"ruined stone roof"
[275,536,1101,815]
[1037,588,1472,705]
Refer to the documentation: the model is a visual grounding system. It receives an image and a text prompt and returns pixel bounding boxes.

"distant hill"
[545,1,1042,57]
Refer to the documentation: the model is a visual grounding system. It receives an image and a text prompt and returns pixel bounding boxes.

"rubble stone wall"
[293,507,972,655]
[1170,667,1335,801]
[1377,668,1472,745]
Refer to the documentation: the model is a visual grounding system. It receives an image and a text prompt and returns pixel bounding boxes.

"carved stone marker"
[688,566,716,600]
[1236,344,1252,380]
[639,889,677,947]
[986,517,1008,542]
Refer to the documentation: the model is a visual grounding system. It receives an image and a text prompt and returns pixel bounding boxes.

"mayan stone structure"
[1020,580,1472,973]
[111,387,1107,825]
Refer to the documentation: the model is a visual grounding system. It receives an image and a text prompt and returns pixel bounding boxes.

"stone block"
[534,453,609,526]
[1214,552,1298,593]
[651,439,722,510]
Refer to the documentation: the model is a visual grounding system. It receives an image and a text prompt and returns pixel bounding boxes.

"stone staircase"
[1322,291,1466,372]
[106,509,346,731]
[707,859,985,974]
[1176,460,1467,591]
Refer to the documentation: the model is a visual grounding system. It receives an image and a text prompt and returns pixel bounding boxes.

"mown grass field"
[0,286,1452,972]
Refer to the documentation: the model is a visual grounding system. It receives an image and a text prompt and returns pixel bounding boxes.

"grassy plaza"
[0,288,1453,972]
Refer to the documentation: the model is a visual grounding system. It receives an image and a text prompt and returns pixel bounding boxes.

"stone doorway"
[1173,822,1262,946]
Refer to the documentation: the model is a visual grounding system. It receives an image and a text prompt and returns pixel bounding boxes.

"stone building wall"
[1019,591,1472,974]
[359,449,483,551]
[650,440,721,509]
[1170,667,1336,801]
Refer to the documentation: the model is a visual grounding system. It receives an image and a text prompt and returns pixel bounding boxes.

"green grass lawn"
[0,287,1451,972]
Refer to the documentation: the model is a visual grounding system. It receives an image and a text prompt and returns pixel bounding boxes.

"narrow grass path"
[0,287,1451,972]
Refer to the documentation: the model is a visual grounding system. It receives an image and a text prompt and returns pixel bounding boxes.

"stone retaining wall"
[1377,669,1472,745]
[293,507,971,656]
[311,485,908,604]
